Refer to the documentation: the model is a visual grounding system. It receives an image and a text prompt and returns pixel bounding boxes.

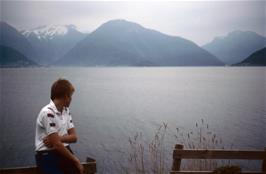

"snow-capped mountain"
[20,25,87,65]
[21,25,78,40]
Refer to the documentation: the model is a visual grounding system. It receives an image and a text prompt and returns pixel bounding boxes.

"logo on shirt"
[47,113,54,118]
[49,123,56,127]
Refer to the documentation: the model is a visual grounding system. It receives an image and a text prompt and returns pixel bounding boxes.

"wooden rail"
[0,157,96,174]
[171,144,266,174]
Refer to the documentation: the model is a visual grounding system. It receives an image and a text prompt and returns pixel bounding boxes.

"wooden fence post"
[84,157,97,174]
[171,144,184,171]
[262,147,266,173]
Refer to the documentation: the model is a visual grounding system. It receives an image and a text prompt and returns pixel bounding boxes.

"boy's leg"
[58,146,79,174]
[35,151,64,174]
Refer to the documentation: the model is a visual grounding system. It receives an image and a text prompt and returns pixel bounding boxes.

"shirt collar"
[49,100,62,115]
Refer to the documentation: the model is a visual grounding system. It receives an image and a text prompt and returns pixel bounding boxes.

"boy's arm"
[60,128,78,143]
[43,128,77,146]
[48,132,84,173]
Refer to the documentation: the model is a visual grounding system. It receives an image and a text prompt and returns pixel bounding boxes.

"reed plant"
[126,119,232,173]
[128,123,169,174]
[174,119,228,171]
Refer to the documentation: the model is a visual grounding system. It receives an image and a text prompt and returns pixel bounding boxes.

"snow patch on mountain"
[21,25,77,40]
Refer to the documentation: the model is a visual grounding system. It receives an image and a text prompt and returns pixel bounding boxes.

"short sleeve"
[40,111,58,135]
[67,114,75,130]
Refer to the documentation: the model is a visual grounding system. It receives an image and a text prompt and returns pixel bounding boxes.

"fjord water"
[0,67,265,172]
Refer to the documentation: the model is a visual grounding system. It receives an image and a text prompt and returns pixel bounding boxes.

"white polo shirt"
[35,100,75,151]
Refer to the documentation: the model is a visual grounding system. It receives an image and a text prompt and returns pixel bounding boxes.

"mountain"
[21,25,87,65]
[0,45,37,67]
[235,47,266,66]
[203,31,266,65]
[0,22,37,62]
[57,19,223,66]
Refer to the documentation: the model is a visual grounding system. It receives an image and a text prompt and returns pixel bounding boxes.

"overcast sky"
[1,0,265,45]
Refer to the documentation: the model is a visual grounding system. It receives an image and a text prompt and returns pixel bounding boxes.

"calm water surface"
[0,67,265,172]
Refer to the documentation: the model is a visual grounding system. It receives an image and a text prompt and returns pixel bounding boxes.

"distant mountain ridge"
[2,20,264,67]
[57,19,223,66]
[235,47,266,66]
[20,25,87,65]
[203,30,266,65]
[0,45,37,67]
[0,22,37,62]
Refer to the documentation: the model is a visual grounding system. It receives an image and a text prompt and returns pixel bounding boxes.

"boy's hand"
[43,137,53,148]
[73,156,84,174]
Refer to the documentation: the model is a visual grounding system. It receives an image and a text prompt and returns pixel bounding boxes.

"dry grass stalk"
[126,119,231,173]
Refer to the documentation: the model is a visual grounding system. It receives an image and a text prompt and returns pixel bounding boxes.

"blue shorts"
[35,146,79,174]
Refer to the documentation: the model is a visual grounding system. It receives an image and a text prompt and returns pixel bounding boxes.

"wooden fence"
[171,144,266,174]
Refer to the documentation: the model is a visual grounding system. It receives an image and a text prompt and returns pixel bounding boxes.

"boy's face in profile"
[63,92,73,107]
